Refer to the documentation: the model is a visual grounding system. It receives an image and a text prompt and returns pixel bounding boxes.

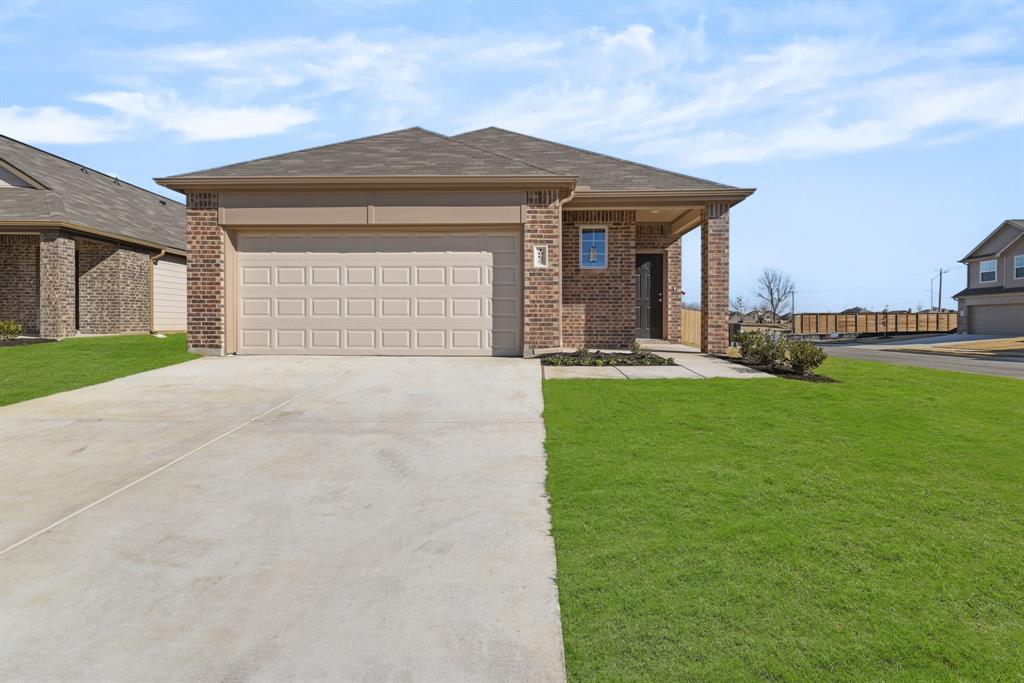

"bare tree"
[755,268,796,320]
[731,295,747,315]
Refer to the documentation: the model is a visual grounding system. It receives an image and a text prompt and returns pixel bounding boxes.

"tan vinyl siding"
[153,255,187,331]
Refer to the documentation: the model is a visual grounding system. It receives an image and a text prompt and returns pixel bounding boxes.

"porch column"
[700,203,729,355]
[38,231,76,339]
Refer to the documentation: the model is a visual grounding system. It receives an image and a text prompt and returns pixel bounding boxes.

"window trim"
[979,259,997,283]
[579,225,608,270]
[1014,254,1024,280]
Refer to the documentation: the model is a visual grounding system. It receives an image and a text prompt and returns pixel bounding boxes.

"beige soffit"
[155,175,577,195]
[0,221,187,256]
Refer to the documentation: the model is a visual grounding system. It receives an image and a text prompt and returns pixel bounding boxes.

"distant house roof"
[0,136,185,251]
[453,127,734,193]
[163,127,564,180]
[961,219,1024,261]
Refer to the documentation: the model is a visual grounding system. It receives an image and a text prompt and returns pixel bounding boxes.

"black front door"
[635,253,664,339]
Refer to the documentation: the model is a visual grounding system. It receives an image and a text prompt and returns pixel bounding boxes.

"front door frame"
[635,249,667,339]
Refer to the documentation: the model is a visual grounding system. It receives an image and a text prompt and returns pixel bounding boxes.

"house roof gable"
[961,219,1024,261]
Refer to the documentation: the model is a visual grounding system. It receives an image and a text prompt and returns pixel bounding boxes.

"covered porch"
[560,189,749,356]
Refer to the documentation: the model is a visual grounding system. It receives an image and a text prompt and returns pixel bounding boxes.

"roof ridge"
[169,127,563,180]
[164,128,429,179]
[0,134,183,205]
[459,127,733,190]
[421,127,563,177]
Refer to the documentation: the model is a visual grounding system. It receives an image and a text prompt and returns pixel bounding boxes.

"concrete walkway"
[543,344,771,379]
[1,357,564,682]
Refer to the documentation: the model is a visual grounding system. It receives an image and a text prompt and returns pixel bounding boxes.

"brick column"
[522,190,562,355]
[186,192,225,355]
[38,231,76,339]
[701,204,729,355]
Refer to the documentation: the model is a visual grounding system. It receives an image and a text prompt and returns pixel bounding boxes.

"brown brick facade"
[185,192,225,354]
[522,190,562,353]
[562,210,636,348]
[38,231,76,339]
[0,234,40,334]
[75,237,150,334]
[701,205,729,355]
[560,211,684,349]
[2,231,159,339]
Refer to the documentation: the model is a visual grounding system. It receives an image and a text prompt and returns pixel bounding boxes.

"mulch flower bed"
[734,359,836,382]
[0,337,57,348]
[540,350,676,367]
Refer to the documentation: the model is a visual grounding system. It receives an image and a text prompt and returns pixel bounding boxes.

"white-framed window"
[1015,254,1024,279]
[579,226,608,269]
[979,259,997,283]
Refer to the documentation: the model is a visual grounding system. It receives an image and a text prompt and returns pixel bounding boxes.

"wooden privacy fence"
[680,308,701,347]
[792,312,957,336]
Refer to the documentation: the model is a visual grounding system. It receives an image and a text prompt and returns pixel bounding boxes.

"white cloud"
[599,24,656,57]
[470,39,563,65]
[79,90,316,141]
[0,105,122,143]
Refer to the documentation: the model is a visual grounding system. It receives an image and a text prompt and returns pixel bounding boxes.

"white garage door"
[236,231,522,356]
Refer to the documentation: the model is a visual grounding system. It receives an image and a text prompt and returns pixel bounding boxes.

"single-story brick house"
[954,219,1024,335]
[156,127,754,357]
[0,136,186,338]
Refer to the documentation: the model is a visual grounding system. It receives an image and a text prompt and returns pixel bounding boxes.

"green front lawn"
[543,358,1023,681]
[0,333,196,406]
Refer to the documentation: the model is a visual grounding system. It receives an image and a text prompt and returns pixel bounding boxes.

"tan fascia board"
[567,188,756,209]
[154,174,577,195]
[0,221,186,256]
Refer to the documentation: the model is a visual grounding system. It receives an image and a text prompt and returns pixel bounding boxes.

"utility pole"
[936,268,949,312]
[790,290,796,333]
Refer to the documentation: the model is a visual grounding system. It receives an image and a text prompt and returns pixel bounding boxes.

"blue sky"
[2,0,1022,312]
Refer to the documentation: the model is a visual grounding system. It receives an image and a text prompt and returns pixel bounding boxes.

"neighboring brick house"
[953,219,1024,335]
[156,127,754,357]
[0,136,186,338]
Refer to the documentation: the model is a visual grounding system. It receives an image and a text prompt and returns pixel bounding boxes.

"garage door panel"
[237,231,522,355]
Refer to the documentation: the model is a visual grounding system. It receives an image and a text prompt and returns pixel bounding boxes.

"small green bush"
[0,320,23,340]
[788,341,828,375]
[750,334,788,369]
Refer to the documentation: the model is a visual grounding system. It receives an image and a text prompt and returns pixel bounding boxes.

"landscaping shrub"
[750,333,788,369]
[737,330,828,376]
[0,320,23,340]
[787,340,828,375]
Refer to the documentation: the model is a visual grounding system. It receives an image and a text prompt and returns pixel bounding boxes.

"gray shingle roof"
[453,127,734,192]
[170,127,561,179]
[0,136,185,250]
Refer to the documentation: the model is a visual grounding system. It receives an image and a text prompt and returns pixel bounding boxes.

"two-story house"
[954,219,1024,335]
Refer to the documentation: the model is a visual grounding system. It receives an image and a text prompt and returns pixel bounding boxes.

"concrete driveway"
[1,357,564,682]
